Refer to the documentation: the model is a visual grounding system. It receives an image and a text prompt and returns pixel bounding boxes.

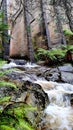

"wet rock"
[0,80,49,128]
[61,72,73,84]
[44,68,60,82]
[21,81,49,109]
[12,59,27,65]
[70,94,73,106]
[58,64,73,72]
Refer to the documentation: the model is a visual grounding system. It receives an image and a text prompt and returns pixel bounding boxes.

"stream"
[35,80,73,130]
[1,62,73,130]
[24,63,73,130]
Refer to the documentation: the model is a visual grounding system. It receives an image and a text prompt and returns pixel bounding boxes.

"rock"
[34,81,57,91]
[0,80,49,129]
[21,81,49,109]
[70,94,73,106]
[37,61,46,66]
[58,64,73,72]
[12,59,27,65]
[43,68,60,82]
[61,72,73,84]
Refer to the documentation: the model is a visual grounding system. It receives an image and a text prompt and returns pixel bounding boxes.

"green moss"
[0,96,11,104]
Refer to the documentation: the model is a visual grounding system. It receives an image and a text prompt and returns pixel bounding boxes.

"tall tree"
[51,0,67,45]
[40,0,51,49]
[62,0,73,32]
[1,0,9,58]
[23,0,35,62]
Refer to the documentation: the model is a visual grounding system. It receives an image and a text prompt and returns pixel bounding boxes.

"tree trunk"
[23,0,35,63]
[63,0,73,32]
[1,0,9,59]
[40,0,51,49]
[53,5,67,45]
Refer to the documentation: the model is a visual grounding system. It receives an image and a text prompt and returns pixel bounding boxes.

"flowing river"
[2,62,73,130]
[35,80,73,130]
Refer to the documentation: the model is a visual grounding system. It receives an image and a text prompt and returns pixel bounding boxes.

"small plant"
[63,29,73,36]
[0,59,7,67]
[61,45,73,62]
[0,103,37,130]
[0,81,17,89]
[37,48,66,64]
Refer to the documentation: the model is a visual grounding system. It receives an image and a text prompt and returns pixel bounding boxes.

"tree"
[50,0,67,45]
[23,0,35,62]
[40,0,51,49]
[0,11,9,58]
[0,0,10,58]
[62,0,73,32]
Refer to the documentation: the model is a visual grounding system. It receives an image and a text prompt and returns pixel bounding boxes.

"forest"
[0,0,73,130]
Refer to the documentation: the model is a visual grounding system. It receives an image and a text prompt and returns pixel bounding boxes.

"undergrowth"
[0,59,7,67]
[0,103,36,130]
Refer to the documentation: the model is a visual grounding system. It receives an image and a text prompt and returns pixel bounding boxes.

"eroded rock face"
[0,80,49,129]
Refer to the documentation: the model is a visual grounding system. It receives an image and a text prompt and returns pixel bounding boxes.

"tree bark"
[63,0,73,32]
[40,0,51,49]
[23,0,35,63]
[53,5,67,45]
[1,0,9,59]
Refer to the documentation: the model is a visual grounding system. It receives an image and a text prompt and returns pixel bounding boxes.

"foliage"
[0,11,9,38]
[61,45,73,53]
[0,59,7,67]
[0,11,10,55]
[0,68,15,76]
[0,81,17,89]
[37,48,66,61]
[0,96,11,104]
[63,29,73,36]
[0,102,36,130]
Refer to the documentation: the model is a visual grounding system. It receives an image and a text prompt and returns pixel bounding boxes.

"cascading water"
[35,81,73,130]
[2,62,73,129]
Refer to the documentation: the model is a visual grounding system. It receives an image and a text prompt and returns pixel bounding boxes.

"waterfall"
[35,80,73,130]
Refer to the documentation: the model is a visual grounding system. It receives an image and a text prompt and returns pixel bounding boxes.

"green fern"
[63,29,73,35]
[0,81,17,89]
[17,119,34,130]
[37,48,66,61]
[61,45,73,52]
[0,125,16,130]
[0,103,36,130]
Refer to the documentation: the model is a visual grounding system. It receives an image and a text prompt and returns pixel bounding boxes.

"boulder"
[44,68,60,82]
[61,72,73,84]
[0,80,49,129]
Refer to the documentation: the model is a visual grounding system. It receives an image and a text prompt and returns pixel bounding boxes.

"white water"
[2,62,73,129]
[35,80,73,130]
[24,62,39,68]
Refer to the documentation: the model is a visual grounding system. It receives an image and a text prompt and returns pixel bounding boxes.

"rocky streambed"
[0,60,73,130]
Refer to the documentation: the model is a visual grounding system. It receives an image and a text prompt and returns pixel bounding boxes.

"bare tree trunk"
[63,0,73,32]
[23,0,35,63]
[1,0,9,59]
[53,5,67,45]
[40,0,51,49]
